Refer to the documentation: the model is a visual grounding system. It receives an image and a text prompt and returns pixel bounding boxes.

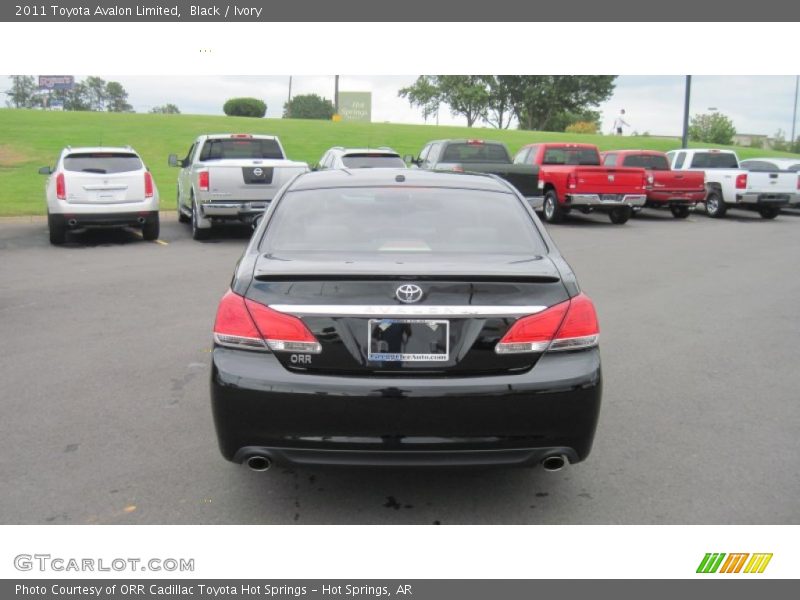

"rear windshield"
[262,187,545,255]
[689,152,739,169]
[63,152,142,174]
[622,154,670,170]
[440,143,511,164]
[199,138,284,160]
[342,154,406,168]
[541,147,600,166]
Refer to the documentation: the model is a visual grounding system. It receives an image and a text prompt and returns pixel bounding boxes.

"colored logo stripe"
[697,553,773,574]
[744,553,773,573]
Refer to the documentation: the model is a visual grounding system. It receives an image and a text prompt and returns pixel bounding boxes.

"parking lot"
[1,208,799,525]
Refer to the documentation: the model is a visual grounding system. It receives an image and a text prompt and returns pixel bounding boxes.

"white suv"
[316,147,406,170]
[39,146,160,245]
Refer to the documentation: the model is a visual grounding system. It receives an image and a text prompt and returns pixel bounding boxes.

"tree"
[105,81,133,112]
[150,103,180,114]
[482,76,513,129]
[223,97,267,118]
[497,76,616,131]
[5,75,38,108]
[398,76,441,122]
[282,94,334,120]
[400,76,489,127]
[50,82,91,111]
[84,76,107,111]
[543,109,601,133]
[688,112,736,145]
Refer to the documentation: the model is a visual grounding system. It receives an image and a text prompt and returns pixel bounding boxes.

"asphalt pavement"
[1,208,799,524]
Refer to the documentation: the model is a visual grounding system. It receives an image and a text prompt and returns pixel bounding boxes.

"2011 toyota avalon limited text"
[210,169,602,472]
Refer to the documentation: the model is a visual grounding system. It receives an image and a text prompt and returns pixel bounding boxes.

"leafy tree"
[482,75,513,129]
[84,76,108,111]
[398,76,441,122]
[282,94,334,120]
[223,97,267,118]
[5,75,38,108]
[50,82,91,111]
[497,76,616,131]
[400,75,489,127]
[105,81,133,112]
[688,113,736,145]
[150,103,181,114]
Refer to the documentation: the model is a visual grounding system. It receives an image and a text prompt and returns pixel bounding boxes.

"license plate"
[367,319,449,362]
[600,194,620,202]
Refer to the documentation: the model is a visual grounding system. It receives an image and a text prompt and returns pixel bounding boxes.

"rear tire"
[177,191,189,223]
[48,213,66,245]
[670,205,690,219]
[608,206,631,224]
[542,191,565,224]
[142,214,160,241]
[191,200,210,241]
[758,206,780,220]
[705,190,726,218]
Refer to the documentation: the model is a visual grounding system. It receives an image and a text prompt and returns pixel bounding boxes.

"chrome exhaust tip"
[67,219,78,227]
[541,455,567,472]
[245,455,272,472]
[137,217,146,224]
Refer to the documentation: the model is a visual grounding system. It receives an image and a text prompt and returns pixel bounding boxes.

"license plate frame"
[367,318,450,362]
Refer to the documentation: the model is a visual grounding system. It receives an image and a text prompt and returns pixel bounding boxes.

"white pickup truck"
[666,148,796,219]
[169,134,309,239]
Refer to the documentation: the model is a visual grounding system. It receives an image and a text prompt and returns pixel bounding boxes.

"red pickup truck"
[600,150,706,219]
[513,143,646,224]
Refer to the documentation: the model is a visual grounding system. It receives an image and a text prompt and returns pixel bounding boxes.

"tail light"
[645,174,654,189]
[451,165,464,173]
[567,173,577,190]
[198,171,210,192]
[796,174,799,190]
[56,173,66,200]
[213,290,321,354]
[144,172,154,198]
[736,173,747,189]
[495,293,599,354]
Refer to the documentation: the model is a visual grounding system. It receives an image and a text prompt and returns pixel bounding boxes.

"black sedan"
[210,169,602,471]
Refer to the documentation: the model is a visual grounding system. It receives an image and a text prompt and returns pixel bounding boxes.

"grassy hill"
[1,108,797,216]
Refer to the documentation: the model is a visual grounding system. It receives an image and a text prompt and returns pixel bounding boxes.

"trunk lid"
[571,166,645,193]
[651,170,705,193]
[246,253,567,376]
[203,159,308,202]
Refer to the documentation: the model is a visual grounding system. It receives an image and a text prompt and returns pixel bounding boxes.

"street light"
[681,75,692,149]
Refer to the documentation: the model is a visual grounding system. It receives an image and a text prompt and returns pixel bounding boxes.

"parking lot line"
[129,229,168,245]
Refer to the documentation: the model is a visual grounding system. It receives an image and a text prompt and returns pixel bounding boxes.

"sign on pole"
[337,91,372,122]
[38,75,75,91]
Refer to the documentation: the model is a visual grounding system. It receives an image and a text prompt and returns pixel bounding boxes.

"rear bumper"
[49,211,158,229]
[735,193,791,206]
[210,347,602,468]
[646,190,705,207]
[200,200,270,220]
[566,194,646,208]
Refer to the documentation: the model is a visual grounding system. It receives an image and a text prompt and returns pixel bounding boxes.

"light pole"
[681,75,692,149]
[334,75,339,115]
[791,75,798,149]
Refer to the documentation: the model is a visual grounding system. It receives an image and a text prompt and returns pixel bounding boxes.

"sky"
[3,75,799,139]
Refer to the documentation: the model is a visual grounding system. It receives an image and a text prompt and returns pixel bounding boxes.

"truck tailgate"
[744,170,797,195]
[203,160,308,202]
[573,166,644,193]
[652,170,705,193]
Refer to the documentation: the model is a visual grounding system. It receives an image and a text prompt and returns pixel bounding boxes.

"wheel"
[542,190,565,224]
[608,206,631,224]
[48,213,66,245]
[177,191,189,223]
[758,207,779,220]
[705,190,726,218]
[142,214,160,240]
[191,200,210,240]
[670,205,690,219]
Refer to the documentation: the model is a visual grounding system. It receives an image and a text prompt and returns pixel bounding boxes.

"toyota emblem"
[395,284,423,304]
[253,168,263,177]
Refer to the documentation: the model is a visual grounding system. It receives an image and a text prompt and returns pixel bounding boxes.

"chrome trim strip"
[269,305,548,317]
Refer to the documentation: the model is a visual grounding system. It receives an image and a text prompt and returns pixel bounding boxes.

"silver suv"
[316,147,406,170]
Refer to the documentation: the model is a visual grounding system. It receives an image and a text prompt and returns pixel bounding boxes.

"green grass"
[1,108,797,216]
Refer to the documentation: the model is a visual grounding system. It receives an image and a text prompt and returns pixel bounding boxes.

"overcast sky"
[3,75,798,138]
